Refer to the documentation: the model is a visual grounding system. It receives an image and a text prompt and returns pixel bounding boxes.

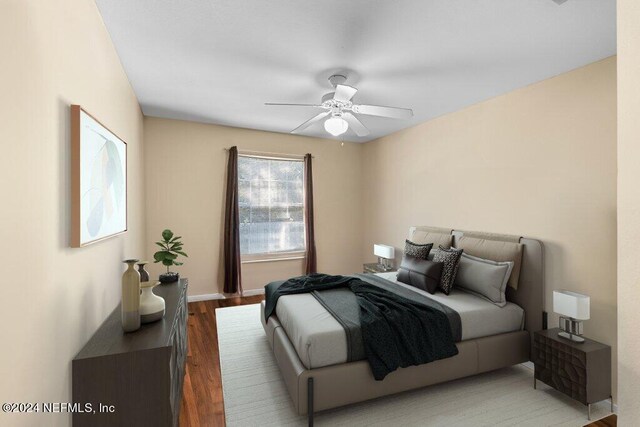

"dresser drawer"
[533,333,586,384]
[533,328,611,408]
[535,365,587,404]
[169,283,188,425]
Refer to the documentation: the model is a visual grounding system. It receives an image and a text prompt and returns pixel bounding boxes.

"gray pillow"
[454,252,514,307]
[397,256,443,294]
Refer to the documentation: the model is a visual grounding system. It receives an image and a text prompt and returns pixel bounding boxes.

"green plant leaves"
[153,229,187,269]
[162,229,174,242]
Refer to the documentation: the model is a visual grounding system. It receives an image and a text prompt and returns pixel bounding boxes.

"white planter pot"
[140,281,165,324]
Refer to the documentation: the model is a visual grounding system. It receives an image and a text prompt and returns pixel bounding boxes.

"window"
[238,155,305,259]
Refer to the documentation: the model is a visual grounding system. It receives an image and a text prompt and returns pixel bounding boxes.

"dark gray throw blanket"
[264,273,460,380]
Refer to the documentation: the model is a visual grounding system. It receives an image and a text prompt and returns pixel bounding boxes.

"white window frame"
[238,151,307,263]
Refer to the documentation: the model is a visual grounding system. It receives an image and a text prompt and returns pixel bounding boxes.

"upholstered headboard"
[408,227,544,334]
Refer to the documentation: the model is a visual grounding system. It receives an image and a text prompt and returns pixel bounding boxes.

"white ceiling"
[95,0,616,143]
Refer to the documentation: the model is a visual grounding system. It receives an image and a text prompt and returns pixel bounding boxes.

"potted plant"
[154,229,188,283]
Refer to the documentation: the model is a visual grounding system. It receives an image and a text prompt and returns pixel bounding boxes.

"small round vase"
[140,281,165,324]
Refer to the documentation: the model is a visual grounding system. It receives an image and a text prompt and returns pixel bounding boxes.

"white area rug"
[217,304,610,426]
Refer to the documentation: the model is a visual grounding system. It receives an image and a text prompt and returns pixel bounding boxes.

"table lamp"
[373,244,395,271]
[553,290,590,343]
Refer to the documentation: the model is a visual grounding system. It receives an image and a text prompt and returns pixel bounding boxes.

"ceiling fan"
[265,74,414,137]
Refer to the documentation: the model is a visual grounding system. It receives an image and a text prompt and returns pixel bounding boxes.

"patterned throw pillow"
[432,246,464,295]
[404,240,433,260]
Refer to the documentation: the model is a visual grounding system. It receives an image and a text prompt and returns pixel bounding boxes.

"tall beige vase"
[122,259,141,332]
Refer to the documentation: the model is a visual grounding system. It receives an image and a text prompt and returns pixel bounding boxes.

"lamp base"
[557,331,585,343]
[558,316,585,343]
[377,257,394,271]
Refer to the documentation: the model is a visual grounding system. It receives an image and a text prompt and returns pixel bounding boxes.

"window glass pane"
[289,181,303,205]
[239,223,250,254]
[238,155,306,255]
[238,156,254,181]
[255,159,269,181]
[270,181,288,206]
[252,206,269,223]
[238,180,250,206]
[290,205,304,222]
[239,206,251,223]
[290,161,304,182]
[271,160,291,181]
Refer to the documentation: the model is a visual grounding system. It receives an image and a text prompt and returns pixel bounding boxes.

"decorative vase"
[121,259,141,333]
[159,271,180,284]
[140,281,166,323]
[136,261,150,283]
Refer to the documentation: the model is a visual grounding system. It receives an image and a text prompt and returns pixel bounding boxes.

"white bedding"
[274,272,524,369]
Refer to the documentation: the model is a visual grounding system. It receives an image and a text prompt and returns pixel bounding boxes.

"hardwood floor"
[585,414,617,427]
[179,295,265,427]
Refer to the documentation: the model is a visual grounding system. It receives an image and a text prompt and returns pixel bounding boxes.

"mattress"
[274,272,524,369]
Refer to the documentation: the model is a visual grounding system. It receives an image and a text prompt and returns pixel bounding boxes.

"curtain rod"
[223,148,315,159]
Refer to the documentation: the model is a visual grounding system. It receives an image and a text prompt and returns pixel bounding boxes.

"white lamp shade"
[553,290,590,320]
[374,244,395,260]
[324,116,348,136]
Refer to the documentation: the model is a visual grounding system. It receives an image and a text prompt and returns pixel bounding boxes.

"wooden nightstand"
[532,328,612,420]
[362,263,395,274]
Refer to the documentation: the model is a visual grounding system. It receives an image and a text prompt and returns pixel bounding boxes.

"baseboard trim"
[242,288,265,297]
[188,293,225,302]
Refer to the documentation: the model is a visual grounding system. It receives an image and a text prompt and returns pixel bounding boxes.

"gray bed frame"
[260,228,544,426]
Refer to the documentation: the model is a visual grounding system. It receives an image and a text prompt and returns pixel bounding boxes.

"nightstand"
[532,328,612,420]
[362,263,395,274]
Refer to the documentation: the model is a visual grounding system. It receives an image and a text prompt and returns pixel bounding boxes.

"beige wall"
[0,1,145,426]
[361,57,617,397]
[617,1,640,422]
[143,118,363,296]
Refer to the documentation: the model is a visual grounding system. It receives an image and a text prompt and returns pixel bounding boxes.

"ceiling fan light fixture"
[267,74,413,138]
[324,116,348,136]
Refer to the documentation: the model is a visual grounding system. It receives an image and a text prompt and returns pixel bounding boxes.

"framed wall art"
[71,105,127,247]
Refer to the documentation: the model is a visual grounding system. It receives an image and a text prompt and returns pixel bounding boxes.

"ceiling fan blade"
[351,104,413,119]
[291,111,331,134]
[265,103,323,108]
[342,113,370,137]
[333,84,358,103]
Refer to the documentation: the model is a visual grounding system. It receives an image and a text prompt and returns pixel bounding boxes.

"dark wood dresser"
[73,279,188,427]
[532,328,611,420]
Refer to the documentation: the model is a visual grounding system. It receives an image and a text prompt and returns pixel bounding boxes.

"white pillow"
[454,252,514,307]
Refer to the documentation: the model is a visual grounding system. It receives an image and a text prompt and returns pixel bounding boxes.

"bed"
[260,228,544,425]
